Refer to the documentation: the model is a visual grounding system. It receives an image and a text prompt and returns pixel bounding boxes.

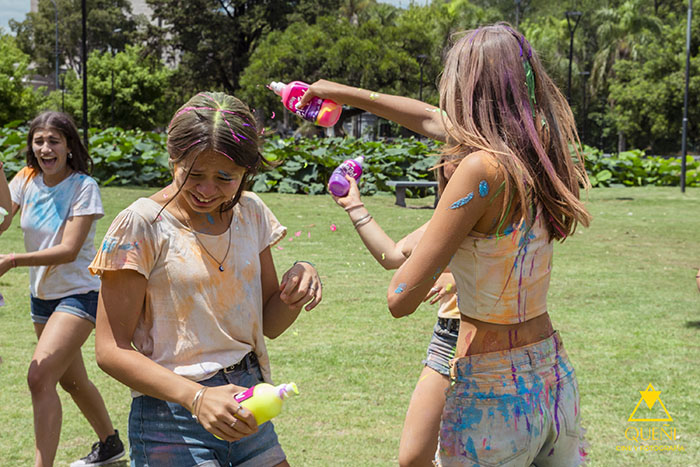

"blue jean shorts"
[422,318,459,376]
[438,332,588,466]
[30,291,99,325]
[128,353,286,467]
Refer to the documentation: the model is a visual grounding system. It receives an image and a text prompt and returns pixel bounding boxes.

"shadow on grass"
[684,320,700,329]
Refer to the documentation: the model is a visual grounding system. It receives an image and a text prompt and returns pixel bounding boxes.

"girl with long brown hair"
[300,22,590,466]
[0,111,124,467]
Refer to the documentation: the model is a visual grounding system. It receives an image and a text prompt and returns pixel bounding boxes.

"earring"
[68,152,73,159]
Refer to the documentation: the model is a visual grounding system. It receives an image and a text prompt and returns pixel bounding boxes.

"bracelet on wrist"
[353,214,373,229]
[191,386,208,422]
[344,203,365,212]
[9,253,16,268]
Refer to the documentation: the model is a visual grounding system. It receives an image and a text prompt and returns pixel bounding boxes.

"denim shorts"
[128,353,286,467]
[30,291,99,325]
[437,332,588,467]
[422,318,459,376]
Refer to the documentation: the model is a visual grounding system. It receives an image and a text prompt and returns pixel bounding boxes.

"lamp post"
[109,29,121,128]
[681,0,692,193]
[49,0,59,90]
[60,68,66,111]
[565,11,582,103]
[579,71,590,144]
[417,54,427,102]
[81,0,88,148]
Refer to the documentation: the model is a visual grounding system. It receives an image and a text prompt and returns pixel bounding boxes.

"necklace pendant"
[219,265,225,272]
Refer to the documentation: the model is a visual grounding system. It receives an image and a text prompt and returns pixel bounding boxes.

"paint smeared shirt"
[89,193,286,389]
[9,167,104,299]
[449,209,552,324]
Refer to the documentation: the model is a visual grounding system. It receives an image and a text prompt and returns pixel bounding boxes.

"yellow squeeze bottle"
[234,382,298,425]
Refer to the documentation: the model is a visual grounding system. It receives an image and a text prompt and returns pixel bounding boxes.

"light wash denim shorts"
[422,317,459,376]
[30,291,99,325]
[128,353,286,467]
[438,332,588,466]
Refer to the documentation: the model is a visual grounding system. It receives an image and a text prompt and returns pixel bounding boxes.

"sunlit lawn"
[0,186,698,466]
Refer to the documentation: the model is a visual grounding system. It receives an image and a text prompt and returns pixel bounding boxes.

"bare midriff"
[456,312,554,357]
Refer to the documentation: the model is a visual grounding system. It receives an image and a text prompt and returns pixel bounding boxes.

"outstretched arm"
[296,80,448,142]
[333,175,429,269]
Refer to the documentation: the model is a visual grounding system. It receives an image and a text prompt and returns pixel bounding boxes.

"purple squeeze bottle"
[328,156,364,197]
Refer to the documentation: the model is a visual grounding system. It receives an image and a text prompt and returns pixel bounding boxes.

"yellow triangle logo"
[628,384,673,422]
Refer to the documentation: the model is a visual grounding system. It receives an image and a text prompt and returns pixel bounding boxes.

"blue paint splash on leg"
[394,282,406,294]
[449,192,474,210]
[478,180,489,197]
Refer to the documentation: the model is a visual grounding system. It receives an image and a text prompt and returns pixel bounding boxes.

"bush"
[2,125,698,192]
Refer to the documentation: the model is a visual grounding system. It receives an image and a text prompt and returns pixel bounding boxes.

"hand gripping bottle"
[269,81,341,127]
[234,382,299,425]
[328,156,364,197]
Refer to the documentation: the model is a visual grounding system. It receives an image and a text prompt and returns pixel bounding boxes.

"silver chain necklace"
[176,201,232,272]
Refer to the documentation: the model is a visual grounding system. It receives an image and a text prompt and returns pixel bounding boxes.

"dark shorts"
[128,353,286,467]
[30,291,99,325]
[422,317,459,376]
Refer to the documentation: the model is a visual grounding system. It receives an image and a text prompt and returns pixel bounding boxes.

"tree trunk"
[617,131,626,153]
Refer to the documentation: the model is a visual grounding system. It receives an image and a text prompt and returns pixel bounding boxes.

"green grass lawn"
[0,187,698,466]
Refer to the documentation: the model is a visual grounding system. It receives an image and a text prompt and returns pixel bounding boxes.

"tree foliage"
[11,0,140,79]
[0,34,45,125]
[45,45,173,130]
[145,0,342,96]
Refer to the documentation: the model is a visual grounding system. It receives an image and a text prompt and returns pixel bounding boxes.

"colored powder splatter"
[295,231,301,237]
[101,237,118,253]
[464,437,479,462]
[369,92,379,101]
[479,180,489,197]
[330,224,337,232]
[0,292,5,307]
[276,245,284,250]
[449,192,474,210]
[271,111,276,119]
[381,253,386,261]
[445,283,454,293]
[307,231,311,238]
[394,282,406,294]
[206,213,215,224]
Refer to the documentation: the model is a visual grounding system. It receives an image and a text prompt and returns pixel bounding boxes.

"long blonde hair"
[439,23,591,240]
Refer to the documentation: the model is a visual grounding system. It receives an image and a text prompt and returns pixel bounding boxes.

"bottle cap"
[280,382,299,399]
[268,81,286,95]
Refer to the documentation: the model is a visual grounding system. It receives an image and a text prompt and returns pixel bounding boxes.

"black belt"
[437,317,460,333]
[223,352,258,373]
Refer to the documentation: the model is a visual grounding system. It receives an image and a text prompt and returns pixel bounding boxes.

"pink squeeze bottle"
[269,81,341,127]
[328,156,364,197]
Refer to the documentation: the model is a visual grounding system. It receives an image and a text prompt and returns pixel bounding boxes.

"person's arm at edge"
[0,162,15,233]
[296,79,447,142]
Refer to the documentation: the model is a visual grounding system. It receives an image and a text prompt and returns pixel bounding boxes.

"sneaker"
[70,429,125,466]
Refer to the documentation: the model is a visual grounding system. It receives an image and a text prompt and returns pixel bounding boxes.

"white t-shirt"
[9,167,104,299]
[89,192,286,387]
